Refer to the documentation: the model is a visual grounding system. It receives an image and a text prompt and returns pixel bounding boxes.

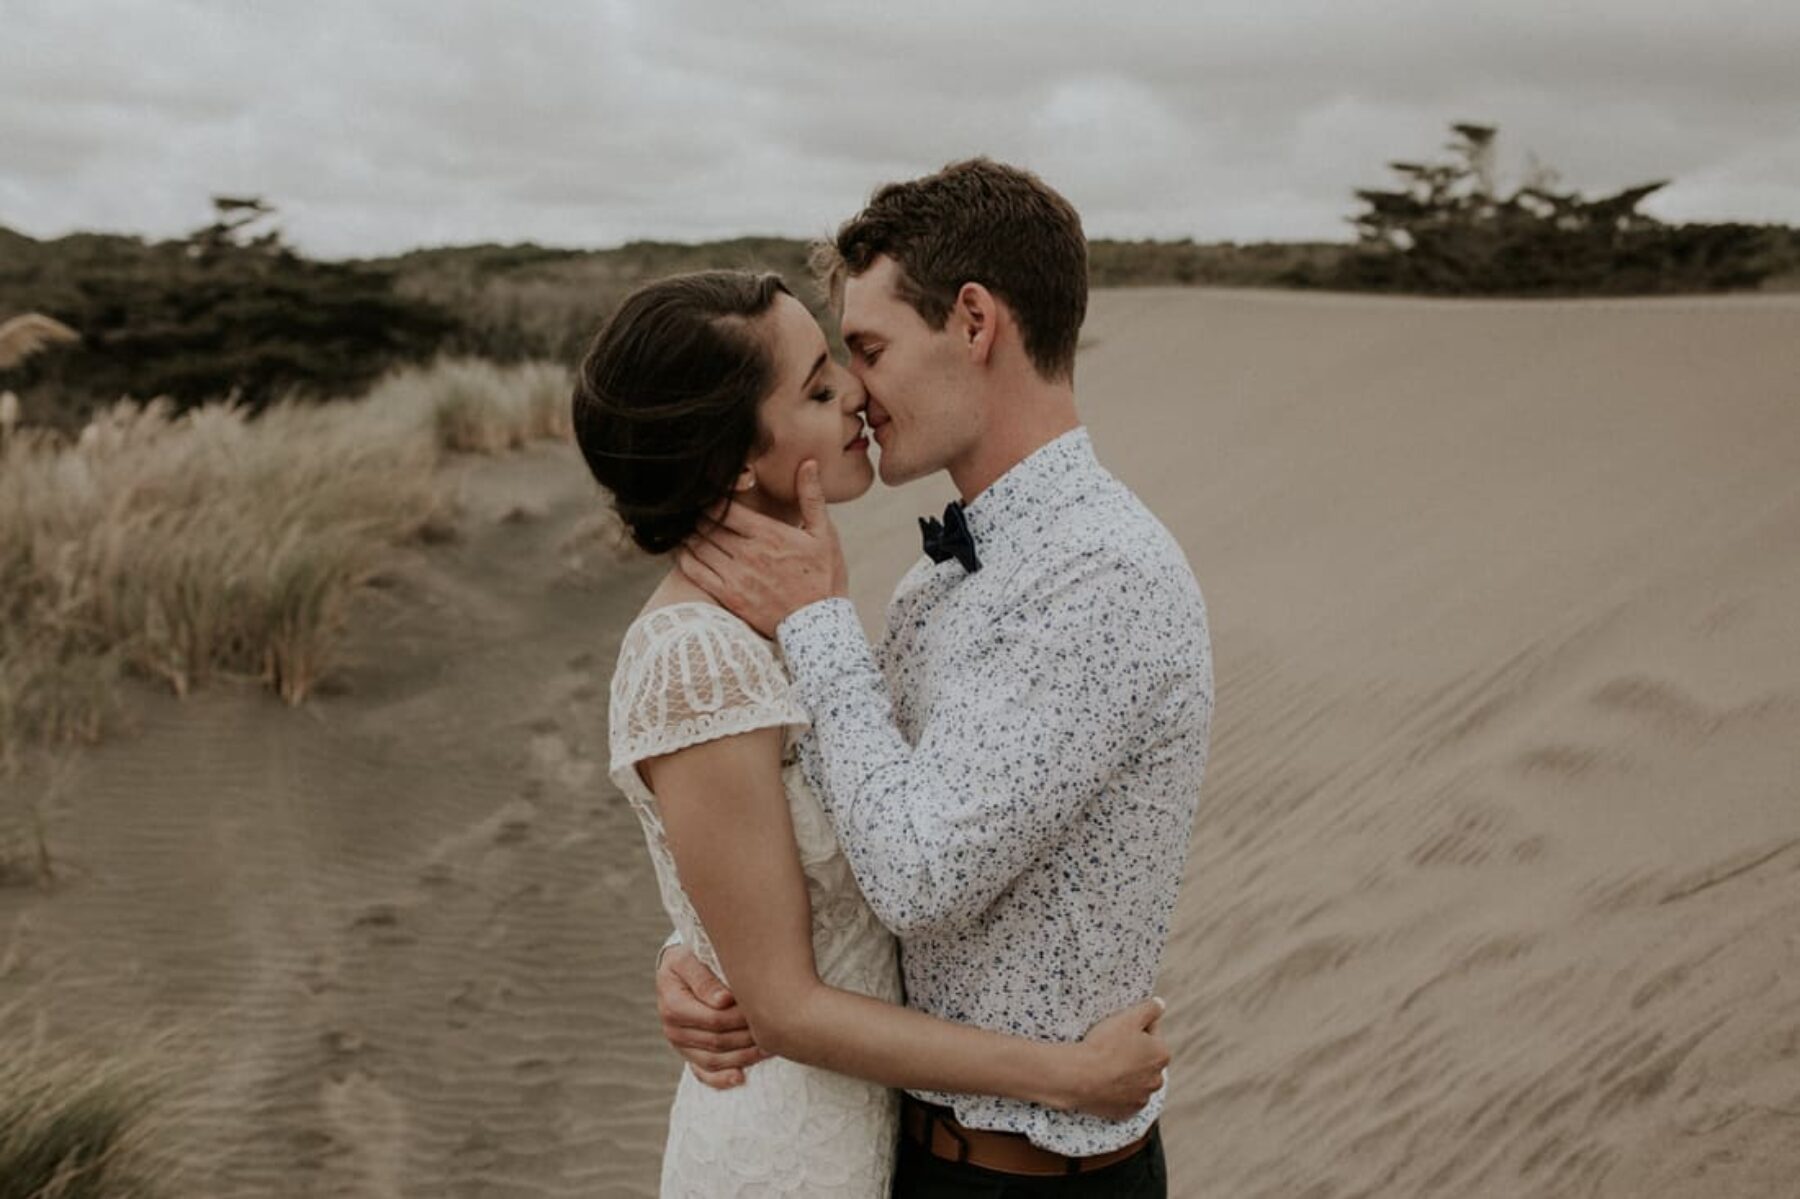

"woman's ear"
[733,464,758,493]
[955,282,997,366]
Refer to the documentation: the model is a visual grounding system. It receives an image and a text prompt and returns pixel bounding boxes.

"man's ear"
[954,282,998,366]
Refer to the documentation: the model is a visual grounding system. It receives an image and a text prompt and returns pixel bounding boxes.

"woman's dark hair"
[571,271,791,553]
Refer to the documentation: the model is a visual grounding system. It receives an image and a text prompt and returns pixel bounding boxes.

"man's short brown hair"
[813,158,1088,381]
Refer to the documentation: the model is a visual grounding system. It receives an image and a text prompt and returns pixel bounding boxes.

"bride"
[574,271,1169,1196]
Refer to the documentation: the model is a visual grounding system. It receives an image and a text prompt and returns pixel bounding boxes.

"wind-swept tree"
[187,194,284,261]
[1335,124,1784,294]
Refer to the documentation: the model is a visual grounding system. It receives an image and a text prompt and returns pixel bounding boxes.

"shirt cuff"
[777,598,877,695]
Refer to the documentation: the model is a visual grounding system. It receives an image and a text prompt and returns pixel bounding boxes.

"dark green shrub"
[1332,124,1791,295]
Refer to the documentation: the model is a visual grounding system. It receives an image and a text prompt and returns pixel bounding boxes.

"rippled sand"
[2,289,1796,1197]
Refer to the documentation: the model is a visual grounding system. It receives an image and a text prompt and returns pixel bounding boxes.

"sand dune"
[2,288,1797,1196]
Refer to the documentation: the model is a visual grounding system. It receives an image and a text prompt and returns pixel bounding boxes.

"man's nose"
[842,377,868,412]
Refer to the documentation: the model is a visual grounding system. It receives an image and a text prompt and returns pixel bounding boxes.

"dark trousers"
[891,1123,1166,1198]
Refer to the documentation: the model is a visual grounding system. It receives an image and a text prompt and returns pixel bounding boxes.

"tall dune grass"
[0,997,180,1199]
[0,1013,166,1199]
[397,357,573,453]
[0,358,573,772]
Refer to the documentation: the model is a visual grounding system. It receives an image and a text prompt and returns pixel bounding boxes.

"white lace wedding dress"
[609,602,902,1197]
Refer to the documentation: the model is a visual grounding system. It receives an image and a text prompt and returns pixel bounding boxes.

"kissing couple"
[579,158,1212,1197]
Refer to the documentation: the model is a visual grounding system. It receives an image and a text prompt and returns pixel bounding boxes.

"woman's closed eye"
[810,386,838,404]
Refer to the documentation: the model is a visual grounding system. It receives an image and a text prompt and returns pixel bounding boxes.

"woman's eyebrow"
[800,351,828,393]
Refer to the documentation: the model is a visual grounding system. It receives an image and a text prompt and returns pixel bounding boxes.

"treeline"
[383,236,1352,365]
[1,217,1347,425]
[381,236,819,365]
[0,217,842,425]
[0,203,453,425]
[3,138,1794,425]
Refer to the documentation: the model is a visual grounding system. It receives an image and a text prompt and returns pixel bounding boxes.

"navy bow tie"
[919,501,981,573]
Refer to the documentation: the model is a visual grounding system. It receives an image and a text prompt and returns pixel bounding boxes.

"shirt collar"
[960,427,1096,550]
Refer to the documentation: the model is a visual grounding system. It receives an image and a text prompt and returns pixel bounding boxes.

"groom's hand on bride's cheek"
[656,945,766,1088]
[676,460,848,639]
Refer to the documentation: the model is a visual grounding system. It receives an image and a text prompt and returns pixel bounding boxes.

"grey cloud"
[1,0,1795,257]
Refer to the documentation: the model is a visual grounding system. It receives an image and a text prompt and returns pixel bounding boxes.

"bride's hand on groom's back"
[1064,997,1171,1122]
[656,944,767,1088]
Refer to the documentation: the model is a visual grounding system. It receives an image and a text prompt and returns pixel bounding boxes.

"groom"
[659,158,1211,1195]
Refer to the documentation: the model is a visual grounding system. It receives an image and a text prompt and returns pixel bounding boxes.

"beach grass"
[400,357,573,453]
[0,336,591,1194]
[0,1012,172,1199]
[0,358,573,771]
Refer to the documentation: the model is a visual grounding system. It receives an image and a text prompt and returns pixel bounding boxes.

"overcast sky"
[4,0,1797,258]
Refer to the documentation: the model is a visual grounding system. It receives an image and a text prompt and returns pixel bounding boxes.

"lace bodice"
[607,602,901,1196]
[611,602,808,776]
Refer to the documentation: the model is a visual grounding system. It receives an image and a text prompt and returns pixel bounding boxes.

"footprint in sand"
[543,670,603,709]
[528,731,599,792]
[0,912,38,980]
[1590,675,1715,733]
[446,979,489,1028]
[321,1069,408,1199]
[490,796,536,845]
[321,1027,375,1085]
[322,1027,367,1059]
[418,797,539,885]
[299,946,342,995]
[350,901,417,946]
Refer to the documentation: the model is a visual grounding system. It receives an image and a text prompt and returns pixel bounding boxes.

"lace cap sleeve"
[608,604,809,785]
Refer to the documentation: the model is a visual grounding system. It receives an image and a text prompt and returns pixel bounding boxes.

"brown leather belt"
[900,1095,1153,1177]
